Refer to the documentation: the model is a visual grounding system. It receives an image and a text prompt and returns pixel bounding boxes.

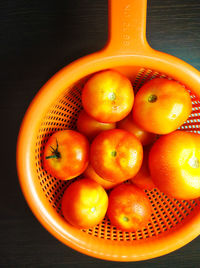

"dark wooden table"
[1,0,200,267]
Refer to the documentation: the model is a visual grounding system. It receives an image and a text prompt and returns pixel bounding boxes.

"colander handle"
[105,0,150,54]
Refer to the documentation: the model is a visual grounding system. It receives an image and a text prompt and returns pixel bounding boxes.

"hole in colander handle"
[105,0,151,54]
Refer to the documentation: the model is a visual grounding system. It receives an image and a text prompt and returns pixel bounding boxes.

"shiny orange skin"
[117,113,157,146]
[90,129,143,183]
[43,130,89,180]
[149,131,200,200]
[77,110,116,141]
[131,147,155,190]
[133,78,192,134]
[83,164,118,190]
[107,184,152,231]
[61,178,108,229]
[82,70,134,123]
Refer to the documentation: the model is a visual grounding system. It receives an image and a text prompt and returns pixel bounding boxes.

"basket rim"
[16,52,200,261]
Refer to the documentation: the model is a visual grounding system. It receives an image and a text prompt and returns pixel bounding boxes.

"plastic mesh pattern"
[35,68,200,241]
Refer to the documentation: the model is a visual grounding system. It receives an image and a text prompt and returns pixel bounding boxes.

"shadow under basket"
[26,66,200,261]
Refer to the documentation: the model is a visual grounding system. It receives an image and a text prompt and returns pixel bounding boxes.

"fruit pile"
[43,69,200,231]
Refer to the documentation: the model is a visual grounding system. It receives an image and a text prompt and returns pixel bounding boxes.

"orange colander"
[16,0,200,262]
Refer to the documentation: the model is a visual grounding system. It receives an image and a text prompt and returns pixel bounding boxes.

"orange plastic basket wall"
[34,67,200,255]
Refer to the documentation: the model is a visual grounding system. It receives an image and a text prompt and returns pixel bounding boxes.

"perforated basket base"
[35,67,200,244]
